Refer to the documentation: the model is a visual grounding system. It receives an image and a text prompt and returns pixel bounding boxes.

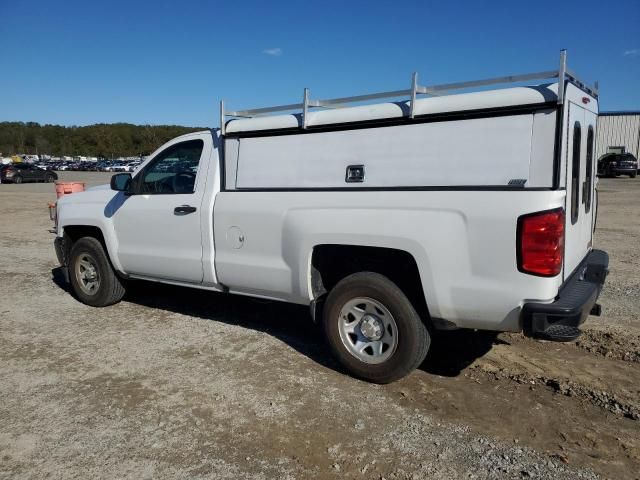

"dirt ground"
[1,172,639,479]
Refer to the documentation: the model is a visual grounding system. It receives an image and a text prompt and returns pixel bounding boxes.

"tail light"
[517,208,564,277]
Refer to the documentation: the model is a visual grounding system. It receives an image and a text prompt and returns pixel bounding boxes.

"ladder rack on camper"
[219,49,598,135]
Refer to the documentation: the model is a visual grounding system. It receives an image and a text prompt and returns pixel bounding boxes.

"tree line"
[0,122,206,158]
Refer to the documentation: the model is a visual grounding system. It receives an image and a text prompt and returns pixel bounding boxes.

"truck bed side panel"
[213,190,565,332]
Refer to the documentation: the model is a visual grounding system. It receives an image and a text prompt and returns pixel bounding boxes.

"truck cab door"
[111,134,212,283]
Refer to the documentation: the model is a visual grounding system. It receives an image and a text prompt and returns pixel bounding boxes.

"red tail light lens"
[517,208,564,277]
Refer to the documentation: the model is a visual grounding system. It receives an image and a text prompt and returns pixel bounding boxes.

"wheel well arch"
[60,225,108,265]
[310,244,430,324]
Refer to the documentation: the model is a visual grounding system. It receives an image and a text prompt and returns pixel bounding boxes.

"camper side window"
[585,126,594,214]
[571,122,581,225]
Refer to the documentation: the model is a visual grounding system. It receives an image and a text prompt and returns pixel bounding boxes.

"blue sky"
[1,0,639,127]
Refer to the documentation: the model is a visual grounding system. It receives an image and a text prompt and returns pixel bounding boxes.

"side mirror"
[110,173,133,193]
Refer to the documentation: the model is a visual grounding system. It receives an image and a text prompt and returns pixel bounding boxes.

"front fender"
[57,188,124,272]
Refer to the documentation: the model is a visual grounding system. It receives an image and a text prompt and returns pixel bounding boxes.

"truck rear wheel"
[322,272,430,383]
[69,237,125,307]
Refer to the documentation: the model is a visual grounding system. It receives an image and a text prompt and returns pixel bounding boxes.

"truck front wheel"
[68,237,125,307]
[322,272,430,383]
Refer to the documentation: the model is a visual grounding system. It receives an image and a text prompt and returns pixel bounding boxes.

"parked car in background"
[43,160,139,172]
[1,163,58,183]
[110,164,134,172]
[597,153,638,178]
[0,165,7,183]
[75,162,99,171]
[130,161,142,172]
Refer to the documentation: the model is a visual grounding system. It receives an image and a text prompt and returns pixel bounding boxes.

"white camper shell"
[54,51,609,383]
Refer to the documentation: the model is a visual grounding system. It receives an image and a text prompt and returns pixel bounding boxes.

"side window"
[571,122,581,225]
[137,140,203,194]
[585,126,594,213]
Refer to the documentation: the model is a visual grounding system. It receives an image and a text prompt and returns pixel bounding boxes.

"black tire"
[45,174,55,183]
[631,172,637,179]
[322,272,430,383]
[68,237,125,307]
[13,175,23,184]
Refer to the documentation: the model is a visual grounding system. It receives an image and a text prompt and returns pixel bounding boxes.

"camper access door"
[564,101,597,278]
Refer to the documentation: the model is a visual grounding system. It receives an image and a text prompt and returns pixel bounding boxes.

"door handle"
[174,205,197,215]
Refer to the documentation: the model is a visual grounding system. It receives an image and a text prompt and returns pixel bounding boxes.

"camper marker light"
[517,208,565,277]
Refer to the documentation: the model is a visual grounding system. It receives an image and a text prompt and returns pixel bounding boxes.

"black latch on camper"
[345,165,365,183]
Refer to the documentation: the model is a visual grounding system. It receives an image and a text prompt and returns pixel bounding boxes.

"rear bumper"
[522,249,609,341]
[610,167,637,175]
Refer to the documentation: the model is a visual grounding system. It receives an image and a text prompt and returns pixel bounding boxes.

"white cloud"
[263,48,283,56]
[623,49,638,56]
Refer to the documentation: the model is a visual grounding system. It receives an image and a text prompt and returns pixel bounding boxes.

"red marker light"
[582,97,590,104]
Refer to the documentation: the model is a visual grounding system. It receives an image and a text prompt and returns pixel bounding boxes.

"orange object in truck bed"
[54,181,85,199]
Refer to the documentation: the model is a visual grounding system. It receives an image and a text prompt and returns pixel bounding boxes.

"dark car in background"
[0,164,58,184]
[597,153,638,178]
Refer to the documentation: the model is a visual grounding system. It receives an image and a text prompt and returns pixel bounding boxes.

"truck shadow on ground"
[51,267,504,378]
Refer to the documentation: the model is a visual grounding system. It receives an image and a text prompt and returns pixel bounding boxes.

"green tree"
[0,122,205,158]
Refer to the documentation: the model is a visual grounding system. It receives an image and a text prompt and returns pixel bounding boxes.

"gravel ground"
[0,173,639,479]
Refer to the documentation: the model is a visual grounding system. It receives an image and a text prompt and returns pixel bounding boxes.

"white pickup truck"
[54,51,608,383]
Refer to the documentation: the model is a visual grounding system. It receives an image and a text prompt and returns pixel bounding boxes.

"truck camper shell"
[219,51,598,194]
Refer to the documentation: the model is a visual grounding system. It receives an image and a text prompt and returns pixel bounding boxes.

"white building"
[596,111,640,159]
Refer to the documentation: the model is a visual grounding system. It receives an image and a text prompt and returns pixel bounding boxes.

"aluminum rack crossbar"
[219,49,597,135]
